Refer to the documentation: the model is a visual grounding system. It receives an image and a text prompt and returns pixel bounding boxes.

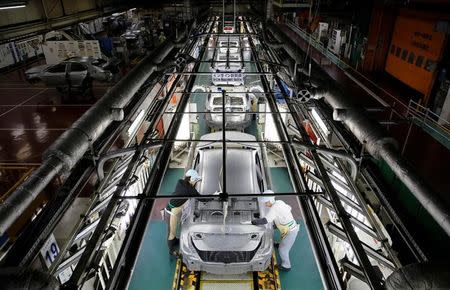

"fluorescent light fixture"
[0,4,26,10]
[175,106,190,147]
[127,110,146,137]
[311,108,330,136]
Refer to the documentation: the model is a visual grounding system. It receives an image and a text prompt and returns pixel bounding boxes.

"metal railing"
[407,99,450,145]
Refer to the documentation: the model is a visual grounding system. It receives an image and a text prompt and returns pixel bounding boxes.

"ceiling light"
[0,4,26,10]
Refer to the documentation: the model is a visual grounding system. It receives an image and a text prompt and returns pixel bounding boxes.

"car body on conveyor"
[180,131,273,274]
[205,86,252,130]
[211,36,244,86]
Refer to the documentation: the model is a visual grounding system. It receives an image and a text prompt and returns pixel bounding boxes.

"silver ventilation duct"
[265,20,450,236]
[0,34,187,234]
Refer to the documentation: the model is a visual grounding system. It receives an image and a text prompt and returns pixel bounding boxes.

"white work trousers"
[168,206,183,240]
[279,226,299,269]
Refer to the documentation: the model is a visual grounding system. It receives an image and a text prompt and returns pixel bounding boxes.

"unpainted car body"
[180,131,273,274]
[25,57,115,87]
[211,36,244,86]
[205,86,252,130]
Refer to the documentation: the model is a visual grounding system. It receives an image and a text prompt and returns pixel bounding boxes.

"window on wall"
[424,59,437,72]
[395,47,401,57]
[401,49,408,61]
[390,45,395,54]
[407,52,415,64]
[416,56,424,68]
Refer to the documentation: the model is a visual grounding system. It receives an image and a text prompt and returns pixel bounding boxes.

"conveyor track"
[172,253,281,290]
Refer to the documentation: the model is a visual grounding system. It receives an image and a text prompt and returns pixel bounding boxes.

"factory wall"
[385,10,447,105]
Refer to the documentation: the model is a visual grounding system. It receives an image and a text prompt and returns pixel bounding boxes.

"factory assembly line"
[0,14,449,290]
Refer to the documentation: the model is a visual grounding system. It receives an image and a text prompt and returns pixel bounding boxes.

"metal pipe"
[267,20,450,237]
[313,88,450,236]
[289,126,358,180]
[0,157,63,234]
[0,34,186,234]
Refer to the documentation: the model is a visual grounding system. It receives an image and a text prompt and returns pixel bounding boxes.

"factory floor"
[129,168,323,290]
[0,58,112,194]
[0,59,112,164]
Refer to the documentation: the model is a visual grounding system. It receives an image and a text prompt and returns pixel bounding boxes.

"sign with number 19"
[40,234,60,269]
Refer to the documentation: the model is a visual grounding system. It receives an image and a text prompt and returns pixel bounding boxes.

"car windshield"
[199,148,257,194]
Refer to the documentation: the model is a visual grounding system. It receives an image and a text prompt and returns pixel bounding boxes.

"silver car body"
[205,86,252,130]
[25,57,113,86]
[212,36,244,86]
[180,131,273,274]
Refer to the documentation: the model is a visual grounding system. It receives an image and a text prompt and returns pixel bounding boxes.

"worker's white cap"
[185,169,202,183]
[260,190,275,204]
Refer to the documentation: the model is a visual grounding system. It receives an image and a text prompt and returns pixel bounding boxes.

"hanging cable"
[301,0,320,87]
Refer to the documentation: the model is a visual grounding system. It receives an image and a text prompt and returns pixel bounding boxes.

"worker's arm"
[251,218,268,225]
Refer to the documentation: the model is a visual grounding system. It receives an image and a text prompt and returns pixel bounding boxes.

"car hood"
[25,65,49,74]
[187,224,267,251]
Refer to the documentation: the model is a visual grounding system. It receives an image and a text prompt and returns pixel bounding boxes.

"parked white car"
[25,57,117,87]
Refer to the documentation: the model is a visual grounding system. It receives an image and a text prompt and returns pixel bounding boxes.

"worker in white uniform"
[252,190,299,271]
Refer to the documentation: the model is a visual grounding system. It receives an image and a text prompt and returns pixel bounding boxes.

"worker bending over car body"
[165,169,202,256]
[252,190,299,272]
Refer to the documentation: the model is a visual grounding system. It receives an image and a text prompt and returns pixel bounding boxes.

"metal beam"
[245,18,344,290]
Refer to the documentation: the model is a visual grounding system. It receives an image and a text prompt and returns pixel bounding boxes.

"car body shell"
[205,86,252,130]
[211,36,244,86]
[180,131,273,274]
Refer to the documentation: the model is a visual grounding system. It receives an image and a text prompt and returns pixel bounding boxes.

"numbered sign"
[40,234,60,269]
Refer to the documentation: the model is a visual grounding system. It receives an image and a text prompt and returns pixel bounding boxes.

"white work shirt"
[264,200,298,231]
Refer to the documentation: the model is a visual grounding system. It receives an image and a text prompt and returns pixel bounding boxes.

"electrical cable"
[301,0,320,87]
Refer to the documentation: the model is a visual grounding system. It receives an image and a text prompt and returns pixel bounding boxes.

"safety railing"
[406,99,450,145]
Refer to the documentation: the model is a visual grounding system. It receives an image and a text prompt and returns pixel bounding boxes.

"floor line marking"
[0,88,49,119]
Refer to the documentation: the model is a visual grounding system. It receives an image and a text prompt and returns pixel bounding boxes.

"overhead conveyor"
[0,13,448,290]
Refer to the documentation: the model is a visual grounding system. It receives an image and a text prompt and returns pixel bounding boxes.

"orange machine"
[385,10,447,104]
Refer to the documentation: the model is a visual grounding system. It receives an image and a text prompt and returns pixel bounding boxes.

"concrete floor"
[0,60,111,164]
[0,58,112,196]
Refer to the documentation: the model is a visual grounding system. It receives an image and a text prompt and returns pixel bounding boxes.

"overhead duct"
[265,20,450,236]
[0,31,189,235]
[0,267,59,290]
[385,262,450,290]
